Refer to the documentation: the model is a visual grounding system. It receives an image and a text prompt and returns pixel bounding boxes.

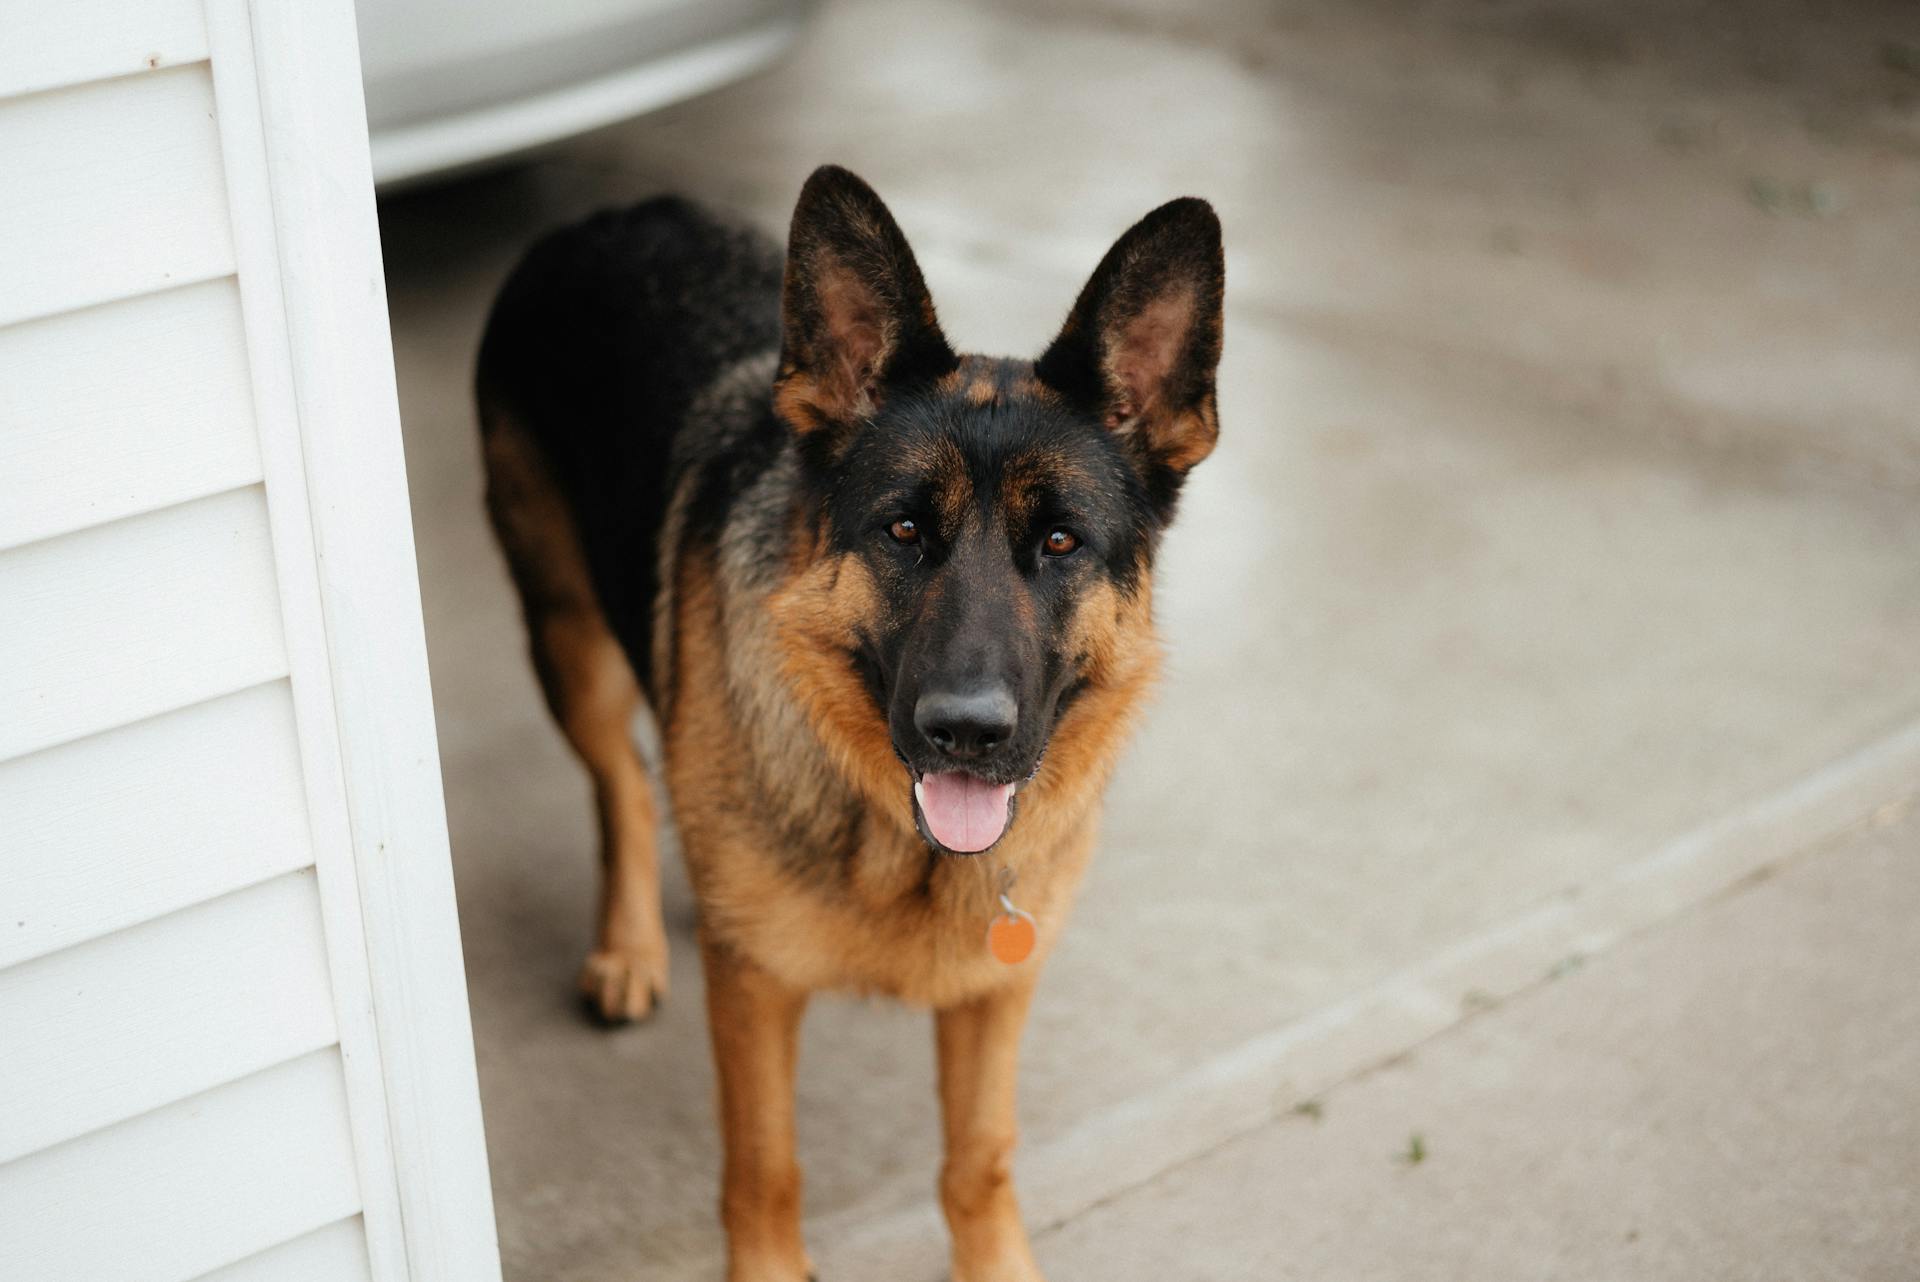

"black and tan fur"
[477,166,1223,1282]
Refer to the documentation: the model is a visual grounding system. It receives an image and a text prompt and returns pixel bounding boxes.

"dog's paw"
[578,945,668,1024]
[952,1244,1046,1282]
[954,1264,1045,1282]
[722,1255,814,1282]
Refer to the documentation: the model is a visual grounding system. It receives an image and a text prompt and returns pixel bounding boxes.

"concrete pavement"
[375,0,1920,1276]
[1034,800,1920,1282]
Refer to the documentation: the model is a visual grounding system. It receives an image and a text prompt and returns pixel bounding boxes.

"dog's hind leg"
[482,409,669,1023]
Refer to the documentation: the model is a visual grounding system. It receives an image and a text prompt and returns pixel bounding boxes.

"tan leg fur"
[482,410,670,1022]
[938,976,1046,1282]
[705,936,815,1282]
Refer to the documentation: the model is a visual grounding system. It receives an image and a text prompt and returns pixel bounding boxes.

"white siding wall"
[0,1,497,1279]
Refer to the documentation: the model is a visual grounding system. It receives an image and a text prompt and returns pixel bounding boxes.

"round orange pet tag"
[987,906,1037,965]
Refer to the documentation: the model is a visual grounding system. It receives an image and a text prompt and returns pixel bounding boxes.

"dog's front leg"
[936,976,1046,1282]
[703,936,814,1282]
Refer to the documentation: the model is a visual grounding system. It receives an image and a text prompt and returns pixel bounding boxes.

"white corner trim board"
[208,0,504,1276]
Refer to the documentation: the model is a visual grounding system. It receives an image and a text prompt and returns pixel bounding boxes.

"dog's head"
[770,165,1223,855]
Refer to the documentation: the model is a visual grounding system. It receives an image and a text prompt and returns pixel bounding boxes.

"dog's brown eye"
[889,518,920,544]
[1043,528,1079,557]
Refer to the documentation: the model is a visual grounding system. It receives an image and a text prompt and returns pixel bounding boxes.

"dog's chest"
[700,817,1095,1007]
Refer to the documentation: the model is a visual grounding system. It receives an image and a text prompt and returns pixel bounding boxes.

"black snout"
[914,685,1017,761]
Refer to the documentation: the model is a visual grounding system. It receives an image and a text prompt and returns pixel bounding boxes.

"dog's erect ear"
[1035,198,1224,473]
[774,165,956,433]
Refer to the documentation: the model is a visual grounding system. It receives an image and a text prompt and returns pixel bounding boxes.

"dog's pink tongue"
[915,772,1015,853]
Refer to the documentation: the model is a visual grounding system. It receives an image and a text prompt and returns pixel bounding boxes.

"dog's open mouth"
[912,772,1017,854]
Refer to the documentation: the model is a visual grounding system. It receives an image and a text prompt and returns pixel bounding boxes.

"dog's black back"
[475,197,784,688]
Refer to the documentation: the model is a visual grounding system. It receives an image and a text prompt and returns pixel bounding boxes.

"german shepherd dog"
[476,166,1222,1281]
